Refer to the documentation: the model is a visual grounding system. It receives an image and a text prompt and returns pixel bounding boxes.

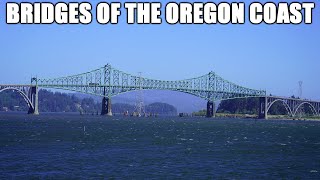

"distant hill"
[0,90,177,115]
[109,102,177,116]
[73,90,206,113]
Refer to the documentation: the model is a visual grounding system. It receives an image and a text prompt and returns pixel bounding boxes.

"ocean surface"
[0,114,320,179]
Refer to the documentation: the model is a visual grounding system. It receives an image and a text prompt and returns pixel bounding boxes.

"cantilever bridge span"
[0,64,319,119]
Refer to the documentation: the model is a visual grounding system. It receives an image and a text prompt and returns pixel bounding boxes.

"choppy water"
[0,114,320,179]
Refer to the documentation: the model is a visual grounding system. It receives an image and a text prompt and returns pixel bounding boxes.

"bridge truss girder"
[34,64,266,101]
[1,64,320,118]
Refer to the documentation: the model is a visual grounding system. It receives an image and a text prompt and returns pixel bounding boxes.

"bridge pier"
[258,96,267,119]
[101,97,112,116]
[28,86,39,115]
[206,101,216,118]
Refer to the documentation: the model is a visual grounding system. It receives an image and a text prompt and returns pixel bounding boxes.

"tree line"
[217,97,313,115]
[0,89,177,115]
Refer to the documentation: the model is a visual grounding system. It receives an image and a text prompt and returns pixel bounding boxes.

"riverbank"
[204,113,320,121]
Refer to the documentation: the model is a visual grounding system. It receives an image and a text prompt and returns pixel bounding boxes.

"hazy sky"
[1,0,319,101]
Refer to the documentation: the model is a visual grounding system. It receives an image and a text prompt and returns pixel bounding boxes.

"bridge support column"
[28,86,39,115]
[259,96,267,119]
[206,101,216,118]
[101,97,112,116]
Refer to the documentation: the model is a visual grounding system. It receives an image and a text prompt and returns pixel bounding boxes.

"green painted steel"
[33,64,266,101]
[1,64,320,117]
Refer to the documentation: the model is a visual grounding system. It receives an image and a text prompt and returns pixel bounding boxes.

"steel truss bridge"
[0,64,319,119]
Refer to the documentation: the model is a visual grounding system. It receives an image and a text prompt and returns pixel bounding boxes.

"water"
[0,114,320,179]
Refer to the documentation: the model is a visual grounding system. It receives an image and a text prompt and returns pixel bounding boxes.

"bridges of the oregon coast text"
[0,64,319,119]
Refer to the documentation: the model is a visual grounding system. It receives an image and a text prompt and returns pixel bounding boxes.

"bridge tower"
[206,71,216,118]
[206,101,216,118]
[101,87,112,116]
[258,96,268,119]
[101,64,112,116]
[101,96,112,116]
[29,78,39,115]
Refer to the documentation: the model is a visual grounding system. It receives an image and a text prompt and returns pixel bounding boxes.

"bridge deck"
[268,96,320,103]
[0,84,32,86]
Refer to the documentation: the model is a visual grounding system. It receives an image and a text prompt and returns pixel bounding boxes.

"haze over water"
[0,114,320,179]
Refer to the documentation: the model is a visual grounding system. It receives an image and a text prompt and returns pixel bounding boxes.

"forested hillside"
[0,89,177,115]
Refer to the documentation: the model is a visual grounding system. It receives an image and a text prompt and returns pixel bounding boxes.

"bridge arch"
[0,87,34,110]
[293,102,318,117]
[266,99,293,116]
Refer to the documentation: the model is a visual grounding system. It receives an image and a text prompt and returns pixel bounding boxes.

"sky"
[0,0,319,101]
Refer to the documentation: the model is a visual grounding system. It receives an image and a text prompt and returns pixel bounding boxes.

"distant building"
[14,106,20,111]
[2,107,9,112]
[179,113,189,117]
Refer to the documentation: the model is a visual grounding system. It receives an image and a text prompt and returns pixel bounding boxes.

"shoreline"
[201,113,320,121]
[1,111,320,121]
